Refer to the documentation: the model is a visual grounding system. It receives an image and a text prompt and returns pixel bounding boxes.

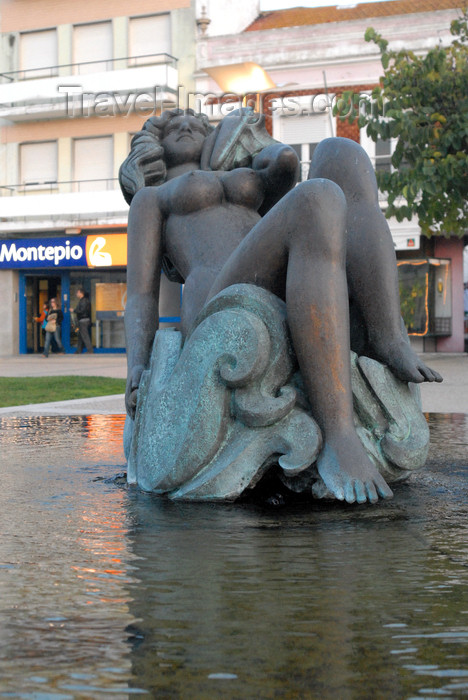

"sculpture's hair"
[119,109,214,205]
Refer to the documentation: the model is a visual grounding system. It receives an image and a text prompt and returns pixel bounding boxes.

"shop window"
[20,141,57,188]
[73,21,113,74]
[128,14,171,65]
[69,269,181,351]
[398,258,452,337]
[73,136,114,192]
[71,272,126,351]
[94,281,126,349]
[20,29,57,78]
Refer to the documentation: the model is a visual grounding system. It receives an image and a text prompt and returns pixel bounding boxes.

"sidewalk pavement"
[0,352,466,417]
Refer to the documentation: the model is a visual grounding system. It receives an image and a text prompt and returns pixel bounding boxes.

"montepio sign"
[0,234,127,269]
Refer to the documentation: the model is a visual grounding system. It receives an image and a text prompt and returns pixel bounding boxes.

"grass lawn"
[0,376,126,408]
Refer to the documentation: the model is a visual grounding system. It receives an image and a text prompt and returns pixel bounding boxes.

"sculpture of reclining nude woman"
[120,108,442,505]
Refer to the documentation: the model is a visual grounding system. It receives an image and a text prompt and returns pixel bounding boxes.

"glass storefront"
[70,270,127,351]
[397,258,452,337]
[3,232,184,354]
[21,268,182,353]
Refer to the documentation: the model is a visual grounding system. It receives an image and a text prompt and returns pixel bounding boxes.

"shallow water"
[0,413,467,699]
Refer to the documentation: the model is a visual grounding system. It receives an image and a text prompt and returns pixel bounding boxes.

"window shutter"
[279,114,330,181]
[73,137,113,191]
[20,142,57,185]
[73,22,113,73]
[129,14,171,64]
[20,30,57,77]
[279,114,329,145]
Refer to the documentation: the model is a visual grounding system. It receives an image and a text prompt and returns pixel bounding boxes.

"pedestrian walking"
[72,288,94,354]
[43,297,65,358]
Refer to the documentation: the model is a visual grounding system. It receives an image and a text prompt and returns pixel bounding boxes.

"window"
[129,14,171,65]
[360,128,399,202]
[20,141,57,186]
[20,29,57,78]
[288,143,318,181]
[73,136,114,192]
[278,113,331,181]
[360,128,396,173]
[375,138,392,172]
[73,22,113,74]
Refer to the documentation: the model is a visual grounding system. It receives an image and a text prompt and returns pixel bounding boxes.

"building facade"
[0,0,198,354]
[0,0,465,354]
[195,0,466,353]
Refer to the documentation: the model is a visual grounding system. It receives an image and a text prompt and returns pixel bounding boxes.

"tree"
[335,10,468,237]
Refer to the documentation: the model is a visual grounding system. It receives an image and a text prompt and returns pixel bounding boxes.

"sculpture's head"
[119,109,213,205]
[160,112,211,167]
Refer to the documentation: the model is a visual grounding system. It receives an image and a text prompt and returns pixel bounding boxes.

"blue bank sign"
[0,237,86,269]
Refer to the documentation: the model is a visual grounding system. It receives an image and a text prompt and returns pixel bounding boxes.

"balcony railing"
[0,178,120,196]
[0,181,128,232]
[0,53,177,84]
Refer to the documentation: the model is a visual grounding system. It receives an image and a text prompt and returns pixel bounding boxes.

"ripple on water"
[0,412,467,698]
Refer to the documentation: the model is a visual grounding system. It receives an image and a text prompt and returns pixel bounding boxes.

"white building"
[194,0,465,352]
[0,0,465,354]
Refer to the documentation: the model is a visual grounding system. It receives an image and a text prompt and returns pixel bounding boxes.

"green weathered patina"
[124,285,429,501]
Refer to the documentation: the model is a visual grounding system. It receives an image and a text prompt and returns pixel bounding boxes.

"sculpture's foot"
[370,336,443,384]
[313,432,393,504]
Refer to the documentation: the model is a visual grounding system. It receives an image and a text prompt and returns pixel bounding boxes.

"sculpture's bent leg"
[127,285,322,500]
[309,137,442,384]
[208,179,393,503]
[125,284,430,502]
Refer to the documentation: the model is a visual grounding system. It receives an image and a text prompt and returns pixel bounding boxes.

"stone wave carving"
[124,284,429,501]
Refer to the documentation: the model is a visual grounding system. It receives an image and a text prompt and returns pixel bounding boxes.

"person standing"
[42,297,65,358]
[34,301,49,351]
[73,287,93,354]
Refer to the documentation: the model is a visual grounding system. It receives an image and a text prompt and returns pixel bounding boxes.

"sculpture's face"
[161,115,206,167]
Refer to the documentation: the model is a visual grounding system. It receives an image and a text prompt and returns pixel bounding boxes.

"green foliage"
[335,11,468,237]
[0,376,125,408]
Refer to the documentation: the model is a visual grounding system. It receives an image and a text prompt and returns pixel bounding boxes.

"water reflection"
[0,413,466,698]
[0,415,138,697]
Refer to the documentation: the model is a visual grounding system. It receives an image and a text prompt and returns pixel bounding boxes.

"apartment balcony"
[0,54,178,121]
[0,179,129,233]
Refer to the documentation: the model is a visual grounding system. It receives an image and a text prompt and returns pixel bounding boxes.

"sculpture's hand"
[119,140,165,204]
[125,364,145,418]
[201,109,278,171]
[139,150,165,187]
[252,144,299,215]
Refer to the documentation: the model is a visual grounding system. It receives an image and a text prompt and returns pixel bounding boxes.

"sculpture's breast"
[221,168,264,211]
[166,169,264,215]
[168,170,224,214]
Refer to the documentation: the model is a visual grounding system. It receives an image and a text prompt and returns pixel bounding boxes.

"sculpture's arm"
[252,144,300,216]
[125,187,165,417]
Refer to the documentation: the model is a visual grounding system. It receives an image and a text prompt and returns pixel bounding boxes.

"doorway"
[20,272,72,354]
